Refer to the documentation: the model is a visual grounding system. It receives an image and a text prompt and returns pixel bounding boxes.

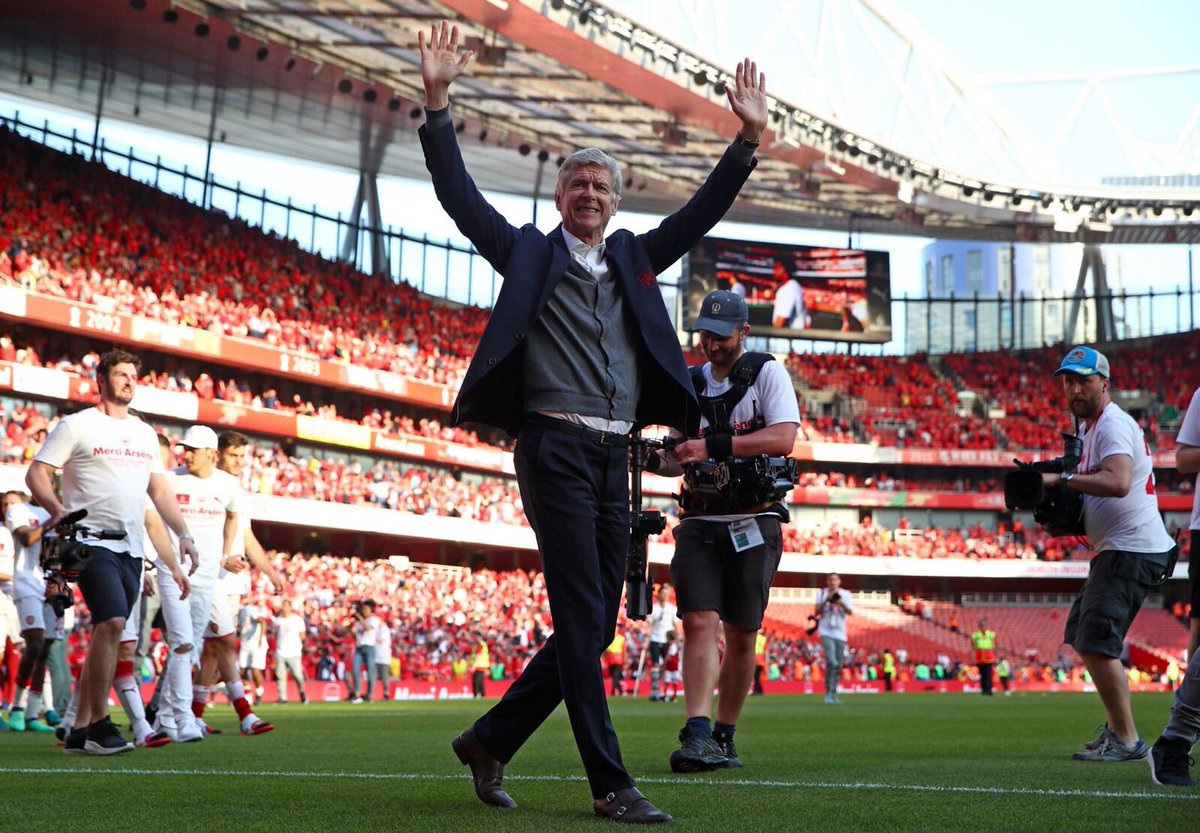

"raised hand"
[419,20,475,110]
[725,58,767,143]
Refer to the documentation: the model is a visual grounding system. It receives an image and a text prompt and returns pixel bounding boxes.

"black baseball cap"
[691,290,748,336]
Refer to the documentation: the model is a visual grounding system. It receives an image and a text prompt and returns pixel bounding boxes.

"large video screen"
[685,237,893,344]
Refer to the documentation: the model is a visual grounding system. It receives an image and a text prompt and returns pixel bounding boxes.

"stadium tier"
[0,110,1193,697]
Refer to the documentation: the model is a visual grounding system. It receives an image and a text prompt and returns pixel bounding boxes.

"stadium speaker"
[363,89,377,103]
[409,107,422,119]
[130,0,147,10]
[163,8,178,23]
[387,98,401,112]
[518,144,531,156]
[227,35,241,52]
[195,22,210,38]
[256,46,269,62]
[338,79,353,94]
[285,57,296,72]
[537,149,549,162]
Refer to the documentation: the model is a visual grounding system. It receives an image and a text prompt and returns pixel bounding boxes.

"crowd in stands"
[55,553,1177,697]
[0,126,487,387]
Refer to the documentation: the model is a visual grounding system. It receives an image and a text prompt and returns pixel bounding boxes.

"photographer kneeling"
[655,291,798,772]
[25,349,197,754]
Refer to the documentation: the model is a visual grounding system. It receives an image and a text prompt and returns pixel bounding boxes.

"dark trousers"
[979,663,994,695]
[473,424,632,798]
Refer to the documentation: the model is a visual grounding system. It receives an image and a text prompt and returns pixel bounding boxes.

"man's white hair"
[557,148,622,203]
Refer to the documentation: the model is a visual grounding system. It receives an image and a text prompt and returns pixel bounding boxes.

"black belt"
[525,413,630,447]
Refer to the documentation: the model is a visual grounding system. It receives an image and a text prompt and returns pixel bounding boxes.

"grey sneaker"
[1073,733,1148,762]
[1082,723,1115,752]
[669,726,729,773]
[1148,735,1195,786]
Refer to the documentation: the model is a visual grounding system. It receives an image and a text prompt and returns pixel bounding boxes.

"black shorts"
[1064,546,1177,658]
[649,641,666,664]
[77,546,140,625]
[669,516,783,632]
[1190,530,1200,618]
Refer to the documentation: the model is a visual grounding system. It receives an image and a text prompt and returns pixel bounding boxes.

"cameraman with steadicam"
[813,572,853,705]
[25,349,198,754]
[655,290,799,773]
[1039,346,1177,763]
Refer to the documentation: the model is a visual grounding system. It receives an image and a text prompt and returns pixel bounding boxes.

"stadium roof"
[2,0,1198,244]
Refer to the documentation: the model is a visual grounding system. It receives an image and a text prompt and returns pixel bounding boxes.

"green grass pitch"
[2,691,1196,833]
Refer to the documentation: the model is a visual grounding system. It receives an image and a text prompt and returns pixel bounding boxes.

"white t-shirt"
[648,600,678,643]
[164,466,241,585]
[681,357,800,524]
[771,280,806,329]
[0,525,14,597]
[216,489,255,596]
[1176,388,1200,530]
[275,612,306,659]
[34,407,163,554]
[239,603,269,653]
[356,614,380,648]
[7,502,51,599]
[1078,401,1175,553]
[816,587,854,642]
[375,622,392,665]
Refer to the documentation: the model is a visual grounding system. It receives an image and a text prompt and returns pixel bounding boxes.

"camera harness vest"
[681,352,796,516]
[689,351,774,437]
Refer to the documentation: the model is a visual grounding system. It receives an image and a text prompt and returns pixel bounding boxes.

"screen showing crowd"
[686,237,893,344]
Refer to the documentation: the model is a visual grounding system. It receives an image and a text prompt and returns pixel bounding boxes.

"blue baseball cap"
[1054,345,1110,378]
[691,290,748,336]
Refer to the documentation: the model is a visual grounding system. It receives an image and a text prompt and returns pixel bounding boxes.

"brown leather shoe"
[593,787,672,824]
[451,727,517,809]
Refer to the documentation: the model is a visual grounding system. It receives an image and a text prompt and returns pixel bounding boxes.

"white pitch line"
[0,767,1195,802]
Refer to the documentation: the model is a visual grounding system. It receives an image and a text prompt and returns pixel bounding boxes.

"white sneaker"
[174,717,205,743]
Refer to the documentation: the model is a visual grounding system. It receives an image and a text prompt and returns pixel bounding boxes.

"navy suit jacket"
[418,115,757,438]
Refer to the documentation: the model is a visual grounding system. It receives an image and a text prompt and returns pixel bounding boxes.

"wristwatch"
[179,532,195,541]
[1061,472,1074,483]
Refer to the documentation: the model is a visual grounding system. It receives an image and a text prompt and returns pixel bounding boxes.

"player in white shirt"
[273,598,308,704]
[147,424,240,742]
[3,491,62,732]
[0,511,24,729]
[237,599,270,698]
[646,584,679,702]
[27,349,197,755]
[195,430,284,735]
